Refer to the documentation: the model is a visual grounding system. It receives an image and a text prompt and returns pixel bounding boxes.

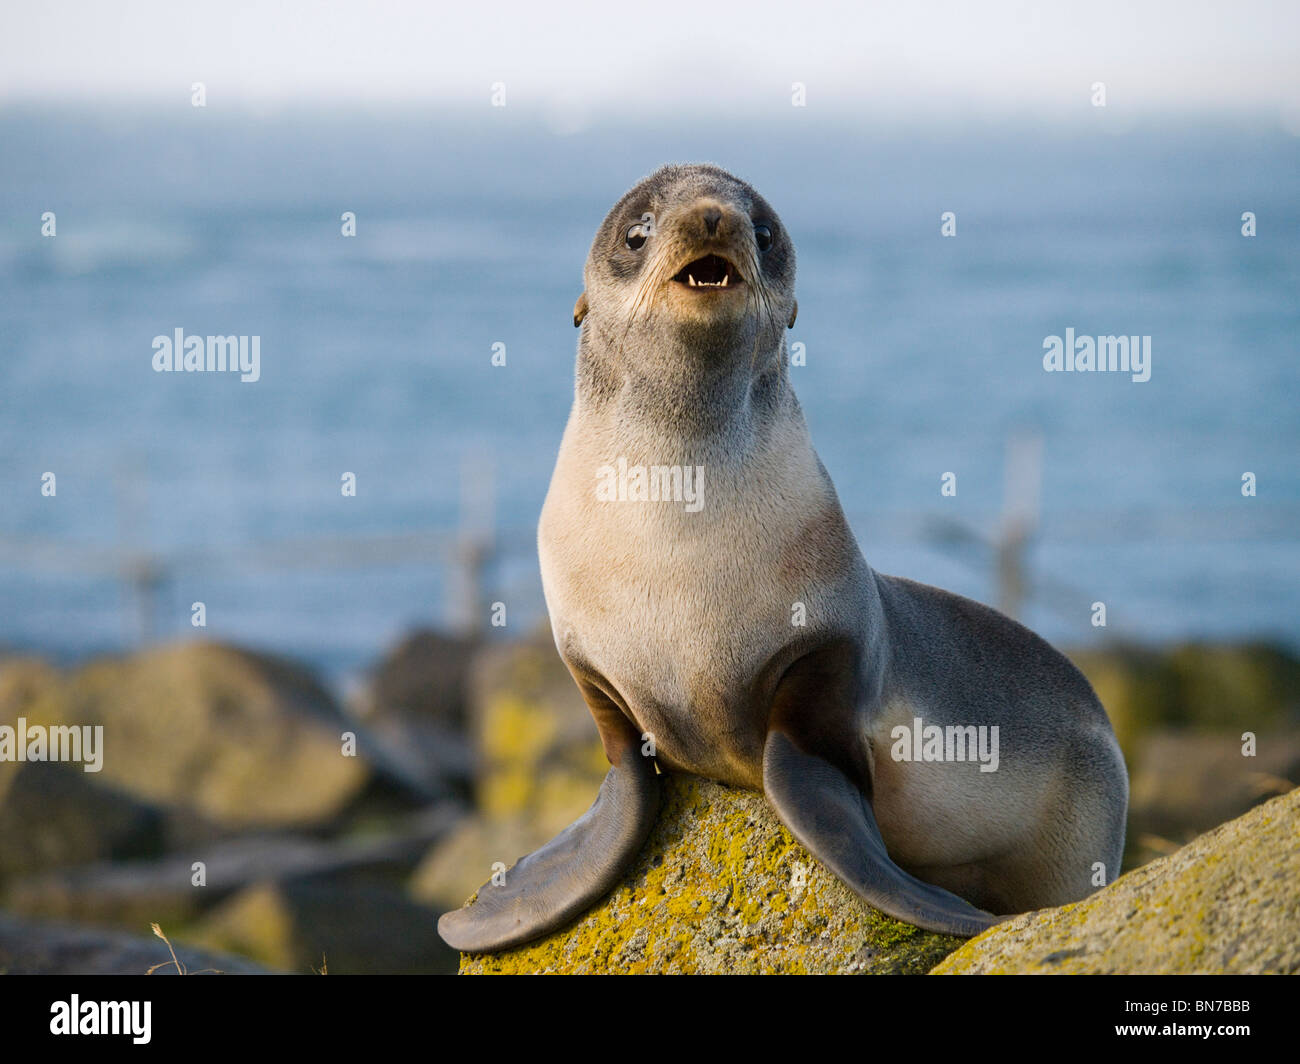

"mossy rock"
[457,775,965,974]
[932,787,1300,975]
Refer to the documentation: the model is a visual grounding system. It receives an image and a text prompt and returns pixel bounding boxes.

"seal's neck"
[576,318,794,455]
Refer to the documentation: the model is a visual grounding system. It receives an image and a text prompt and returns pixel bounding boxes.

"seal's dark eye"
[625,223,648,251]
[754,224,773,252]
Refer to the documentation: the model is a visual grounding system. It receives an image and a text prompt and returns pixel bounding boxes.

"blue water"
[1,108,1297,677]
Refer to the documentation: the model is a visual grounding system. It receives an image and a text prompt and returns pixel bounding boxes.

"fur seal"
[437,164,1129,953]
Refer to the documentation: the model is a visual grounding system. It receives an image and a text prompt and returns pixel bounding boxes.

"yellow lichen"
[457,774,965,974]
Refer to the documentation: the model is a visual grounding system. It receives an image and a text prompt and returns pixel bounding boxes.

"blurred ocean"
[1,107,1297,679]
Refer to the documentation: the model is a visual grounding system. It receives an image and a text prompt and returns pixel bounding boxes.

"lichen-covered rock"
[932,787,1299,975]
[457,775,965,974]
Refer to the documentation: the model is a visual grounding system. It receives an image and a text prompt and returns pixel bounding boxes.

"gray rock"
[363,629,479,731]
[0,913,273,975]
[6,803,464,928]
[187,880,458,974]
[0,762,165,885]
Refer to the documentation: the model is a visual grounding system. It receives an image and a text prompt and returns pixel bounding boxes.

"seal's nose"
[702,207,722,235]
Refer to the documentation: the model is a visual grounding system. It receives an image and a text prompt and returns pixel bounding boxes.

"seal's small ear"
[573,292,589,328]
[787,299,798,329]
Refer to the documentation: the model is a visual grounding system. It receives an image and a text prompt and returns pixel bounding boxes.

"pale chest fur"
[538,409,869,782]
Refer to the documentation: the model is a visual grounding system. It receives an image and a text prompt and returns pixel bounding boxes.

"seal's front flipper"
[437,753,660,953]
[763,729,998,937]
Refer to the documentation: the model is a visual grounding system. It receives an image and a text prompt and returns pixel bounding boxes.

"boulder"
[0,656,61,718]
[186,880,458,974]
[5,803,464,929]
[465,633,607,827]
[0,761,165,885]
[1124,728,1298,865]
[353,630,479,797]
[1068,642,1300,758]
[362,629,478,730]
[410,814,552,918]
[0,913,272,974]
[11,640,425,831]
[456,775,965,974]
[932,787,1299,974]
[411,633,607,913]
[0,654,169,883]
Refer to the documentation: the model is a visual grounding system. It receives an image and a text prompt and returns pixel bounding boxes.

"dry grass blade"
[146,922,224,975]
[148,922,186,975]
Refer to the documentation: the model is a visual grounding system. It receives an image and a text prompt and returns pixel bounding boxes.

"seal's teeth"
[721,274,729,286]
[688,274,696,286]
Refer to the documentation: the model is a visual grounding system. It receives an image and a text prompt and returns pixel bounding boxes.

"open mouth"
[672,254,742,289]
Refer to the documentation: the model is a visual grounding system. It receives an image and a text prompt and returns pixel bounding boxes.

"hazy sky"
[3,0,1298,122]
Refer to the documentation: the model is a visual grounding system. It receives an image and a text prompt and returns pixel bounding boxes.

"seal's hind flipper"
[763,730,998,938]
[437,754,660,953]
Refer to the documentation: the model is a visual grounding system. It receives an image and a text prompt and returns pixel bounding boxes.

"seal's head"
[574,165,797,368]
